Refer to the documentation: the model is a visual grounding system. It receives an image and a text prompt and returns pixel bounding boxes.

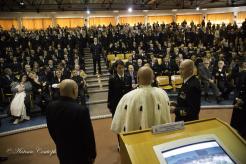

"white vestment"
[111,85,171,133]
[10,85,27,118]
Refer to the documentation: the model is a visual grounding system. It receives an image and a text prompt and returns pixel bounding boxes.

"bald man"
[46,79,96,164]
[111,66,171,134]
[172,59,201,122]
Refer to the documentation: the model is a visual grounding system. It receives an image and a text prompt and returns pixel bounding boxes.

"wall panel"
[176,14,203,25]
[89,17,116,26]
[119,16,145,26]
[0,19,18,30]
[147,15,173,24]
[207,12,234,24]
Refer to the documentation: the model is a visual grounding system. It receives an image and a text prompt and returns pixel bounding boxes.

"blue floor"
[0,98,233,134]
[0,115,46,133]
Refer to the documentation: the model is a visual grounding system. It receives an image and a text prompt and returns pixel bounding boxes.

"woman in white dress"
[10,74,32,124]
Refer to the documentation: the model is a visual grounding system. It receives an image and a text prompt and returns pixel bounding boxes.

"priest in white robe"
[111,66,172,134]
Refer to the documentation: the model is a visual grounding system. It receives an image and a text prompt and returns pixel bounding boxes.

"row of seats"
[107,53,133,61]
[107,53,168,65]
[156,75,183,91]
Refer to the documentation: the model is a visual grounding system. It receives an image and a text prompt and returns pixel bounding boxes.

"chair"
[107,54,115,62]
[116,54,125,60]
[171,75,183,91]
[0,88,13,104]
[156,76,173,90]
[110,60,116,66]
[125,53,132,59]
[122,59,128,64]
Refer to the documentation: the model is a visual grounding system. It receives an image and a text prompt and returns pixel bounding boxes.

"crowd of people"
[0,18,245,124]
[0,18,245,164]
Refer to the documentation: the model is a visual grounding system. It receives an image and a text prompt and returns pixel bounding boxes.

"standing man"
[111,66,171,133]
[172,59,201,122]
[90,38,102,75]
[230,57,246,139]
[46,79,96,164]
[108,60,132,117]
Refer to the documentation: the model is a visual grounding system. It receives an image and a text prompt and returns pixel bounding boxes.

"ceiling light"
[86,10,90,14]
[196,7,200,11]
[172,9,178,12]
[128,7,132,13]
[202,8,207,11]
[143,10,149,12]
[113,10,119,13]
[19,1,25,6]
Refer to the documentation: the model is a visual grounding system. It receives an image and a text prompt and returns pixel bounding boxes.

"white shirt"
[184,75,193,84]
[117,73,124,79]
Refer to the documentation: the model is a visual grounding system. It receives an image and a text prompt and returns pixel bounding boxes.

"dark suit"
[1,75,15,94]
[46,96,96,164]
[51,76,64,100]
[198,63,220,97]
[175,76,201,122]
[107,74,132,117]
[90,43,102,74]
[231,70,246,139]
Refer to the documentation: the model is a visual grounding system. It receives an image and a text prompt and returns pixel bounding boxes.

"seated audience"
[51,69,64,100]
[198,58,221,103]
[213,60,233,99]
[71,70,87,106]
[127,64,137,88]
[10,74,32,124]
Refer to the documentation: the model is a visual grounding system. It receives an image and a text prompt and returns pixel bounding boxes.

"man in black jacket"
[172,59,201,122]
[46,79,96,164]
[90,38,102,75]
[108,60,132,117]
[230,58,246,139]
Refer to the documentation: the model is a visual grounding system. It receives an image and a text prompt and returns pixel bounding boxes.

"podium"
[119,118,246,164]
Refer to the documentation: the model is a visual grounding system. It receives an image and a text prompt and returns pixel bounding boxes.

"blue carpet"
[0,99,233,134]
[0,115,47,133]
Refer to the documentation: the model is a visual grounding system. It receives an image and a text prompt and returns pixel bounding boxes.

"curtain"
[119,16,145,26]
[207,13,233,24]
[22,18,52,30]
[176,14,203,25]
[0,19,18,30]
[33,19,43,30]
[147,15,173,24]
[22,19,35,30]
[56,18,70,27]
[89,17,116,27]
[56,18,84,28]
[70,18,84,28]
[237,11,246,24]
[42,18,52,29]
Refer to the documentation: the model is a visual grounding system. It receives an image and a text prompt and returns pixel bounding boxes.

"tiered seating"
[107,53,132,66]
[156,76,173,90]
[156,75,183,92]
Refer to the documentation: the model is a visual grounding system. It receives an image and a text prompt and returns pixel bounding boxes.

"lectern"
[119,118,246,164]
